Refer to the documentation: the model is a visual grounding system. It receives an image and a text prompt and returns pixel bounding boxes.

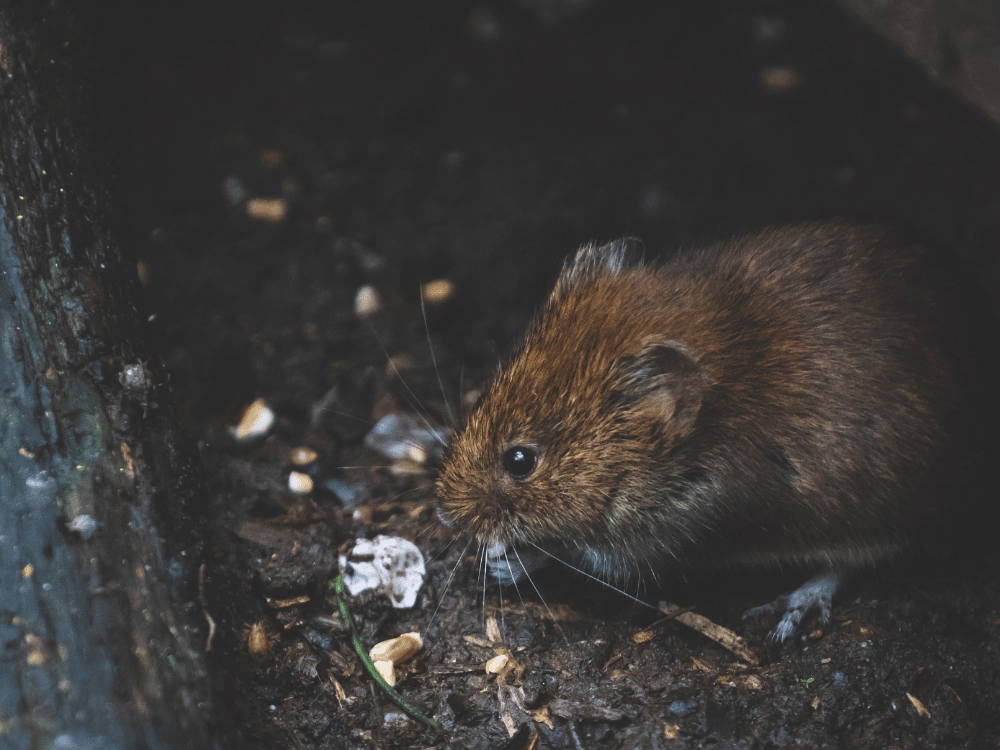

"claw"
[743,564,842,642]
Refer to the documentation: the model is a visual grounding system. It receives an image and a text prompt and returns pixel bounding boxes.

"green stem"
[333,574,440,730]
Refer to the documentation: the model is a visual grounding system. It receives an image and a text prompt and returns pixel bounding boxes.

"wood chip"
[906,692,931,718]
[266,594,310,608]
[248,621,268,660]
[632,629,655,644]
[659,601,760,665]
[329,674,347,705]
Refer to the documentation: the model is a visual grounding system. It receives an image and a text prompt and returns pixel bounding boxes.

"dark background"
[79,0,1000,747]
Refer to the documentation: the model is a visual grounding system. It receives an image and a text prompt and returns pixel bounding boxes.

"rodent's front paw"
[743,565,841,642]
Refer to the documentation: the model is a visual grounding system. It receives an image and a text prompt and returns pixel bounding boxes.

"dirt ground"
[95,0,1000,747]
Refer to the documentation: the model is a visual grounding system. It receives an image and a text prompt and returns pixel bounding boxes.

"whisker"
[420,286,457,430]
[503,549,526,607]
[316,406,439,462]
[458,365,466,417]
[527,543,659,612]
[367,320,448,448]
[512,548,571,648]
[316,408,375,427]
[427,536,472,628]
[497,563,506,644]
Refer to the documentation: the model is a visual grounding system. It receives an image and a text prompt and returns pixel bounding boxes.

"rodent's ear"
[560,238,644,284]
[617,337,703,436]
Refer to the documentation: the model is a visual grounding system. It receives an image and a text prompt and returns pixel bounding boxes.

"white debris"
[67,515,98,540]
[339,535,427,609]
[363,412,448,464]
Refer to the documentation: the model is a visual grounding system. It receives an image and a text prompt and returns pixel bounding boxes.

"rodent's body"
[437,223,973,633]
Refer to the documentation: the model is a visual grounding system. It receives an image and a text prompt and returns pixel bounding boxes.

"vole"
[436,222,977,641]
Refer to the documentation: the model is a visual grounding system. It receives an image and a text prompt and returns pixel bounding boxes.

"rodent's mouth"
[435,507,454,528]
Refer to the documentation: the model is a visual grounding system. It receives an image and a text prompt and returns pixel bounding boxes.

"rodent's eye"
[502,445,537,479]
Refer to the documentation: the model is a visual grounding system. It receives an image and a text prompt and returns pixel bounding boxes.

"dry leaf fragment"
[486,614,502,644]
[329,674,347,705]
[266,594,310,608]
[248,621,269,661]
[120,442,136,482]
[690,656,712,672]
[533,705,554,730]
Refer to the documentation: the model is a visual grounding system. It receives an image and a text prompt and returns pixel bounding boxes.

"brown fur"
[437,222,972,581]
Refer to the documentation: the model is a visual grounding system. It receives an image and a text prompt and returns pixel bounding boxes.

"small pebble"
[290,446,318,466]
[67,515,98,540]
[246,197,287,223]
[758,65,802,92]
[288,471,313,494]
[354,285,382,318]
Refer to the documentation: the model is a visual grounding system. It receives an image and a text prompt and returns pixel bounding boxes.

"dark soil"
[95,0,1000,747]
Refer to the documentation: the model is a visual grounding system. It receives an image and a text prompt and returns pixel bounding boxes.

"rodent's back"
[437,222,970,580]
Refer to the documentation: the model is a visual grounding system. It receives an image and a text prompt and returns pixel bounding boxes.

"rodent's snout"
[483,541,551,585]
